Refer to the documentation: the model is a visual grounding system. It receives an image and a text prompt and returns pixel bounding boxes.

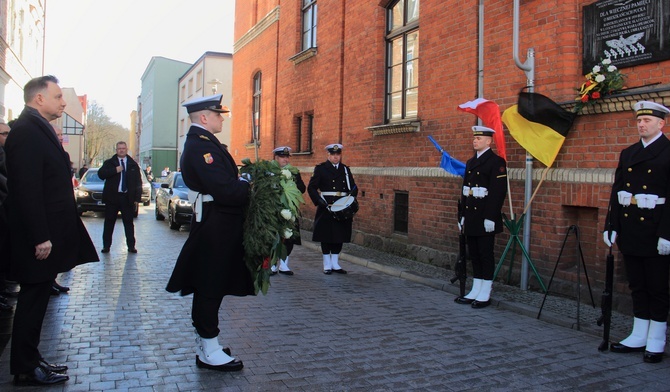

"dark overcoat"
[308,161,358,243]
[0,145,8,272]
[166,125,253,298]
[4,106,98,284]
[606,135,670,257]
[98,154,142,203]
[461,149,507,237]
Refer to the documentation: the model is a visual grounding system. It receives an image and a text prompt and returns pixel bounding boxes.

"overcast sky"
[44,0,236,128]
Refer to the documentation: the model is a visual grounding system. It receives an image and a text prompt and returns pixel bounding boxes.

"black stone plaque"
[583,0,670,74]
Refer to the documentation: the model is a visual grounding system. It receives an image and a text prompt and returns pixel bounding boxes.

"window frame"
[252,72,262,144]
[301,0,318,51]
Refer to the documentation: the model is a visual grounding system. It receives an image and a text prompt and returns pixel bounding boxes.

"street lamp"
[208,79,222,94]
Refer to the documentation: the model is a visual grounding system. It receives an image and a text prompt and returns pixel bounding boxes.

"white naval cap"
[182,94,230,114]
[272,146,292,156]
[472,126,495,137]
[325,143,343,153]
[633,101,669,119]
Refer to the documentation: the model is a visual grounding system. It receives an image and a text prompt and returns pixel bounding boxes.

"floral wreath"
[239,158,304,294]
[573,58,625,113]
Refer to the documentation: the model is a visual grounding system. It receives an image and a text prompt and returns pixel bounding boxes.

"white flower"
[592,65,601,73]
[595,74,606,83]
[283,228,293,239]
[607,65,617,72]
[280,209,293,220]
[281,169,292,179]
[602,58,611,65]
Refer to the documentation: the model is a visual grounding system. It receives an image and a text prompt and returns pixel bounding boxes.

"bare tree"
[84,101,130,167]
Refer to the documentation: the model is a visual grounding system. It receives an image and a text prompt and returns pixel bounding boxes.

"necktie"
[121,159,127,192]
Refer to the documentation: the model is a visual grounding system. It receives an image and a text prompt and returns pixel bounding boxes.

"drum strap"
[344,166,352,192]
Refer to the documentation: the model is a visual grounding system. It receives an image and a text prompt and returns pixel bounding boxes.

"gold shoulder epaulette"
[199,135,210,141]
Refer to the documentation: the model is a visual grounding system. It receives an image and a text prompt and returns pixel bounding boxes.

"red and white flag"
[457,98,507,161]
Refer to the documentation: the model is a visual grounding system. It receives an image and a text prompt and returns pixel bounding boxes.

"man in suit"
[454,126,507,309]
[4,75,98,385]
[308,143,358,274]
[166,94,252,372]
[604,101,670,363]
[98,141,142,253]
[270,146,306,276]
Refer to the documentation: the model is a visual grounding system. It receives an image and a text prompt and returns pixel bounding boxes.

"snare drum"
[329,196,359,221]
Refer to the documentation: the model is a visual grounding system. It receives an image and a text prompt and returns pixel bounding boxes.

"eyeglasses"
[0,132,9,136]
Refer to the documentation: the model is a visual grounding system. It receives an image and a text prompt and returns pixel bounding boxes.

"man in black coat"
[454,126,507,309]
[270,146,306,276]
[98,141,142,253]
[604,101,670,363]
[166,94,252,372]
[0,121,12,311]
[308,143,358,274]
[4,75,98,386]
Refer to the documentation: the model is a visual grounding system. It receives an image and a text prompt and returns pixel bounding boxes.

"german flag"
[502,91,577,167]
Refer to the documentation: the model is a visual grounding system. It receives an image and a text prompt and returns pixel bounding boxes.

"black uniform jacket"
[308,161,358,243]
[606,135,670,257]
[288,169,306,246]
[98,154,142,203]
[461,149,507,237]
[4,106,98,284]
[166,125,253,297]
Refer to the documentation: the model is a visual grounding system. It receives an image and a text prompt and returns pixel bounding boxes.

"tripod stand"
[537,225,596,330]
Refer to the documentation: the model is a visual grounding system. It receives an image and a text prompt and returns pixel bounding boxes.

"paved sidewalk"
[0,207,669,391]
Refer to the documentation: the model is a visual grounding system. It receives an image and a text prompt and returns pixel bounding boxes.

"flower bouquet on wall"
[573,58,625,113]
[240,158,304,294]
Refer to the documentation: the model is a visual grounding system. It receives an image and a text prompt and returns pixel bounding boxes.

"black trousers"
[103,193,135,249]
[624,254,670,322]
[320,242,343,255]
[467,235,495,280]
[10,280,53,374]
[192,291,224,338]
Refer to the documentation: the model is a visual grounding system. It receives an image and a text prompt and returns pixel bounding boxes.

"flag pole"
[522,165,550,216]
[514,0,535,291]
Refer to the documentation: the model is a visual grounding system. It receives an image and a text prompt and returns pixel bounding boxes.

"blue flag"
[427,136,466,177]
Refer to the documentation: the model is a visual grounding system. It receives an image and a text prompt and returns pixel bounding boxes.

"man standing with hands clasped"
[454,126,507,309]
[604,101,670,363]
[98,141,142,254]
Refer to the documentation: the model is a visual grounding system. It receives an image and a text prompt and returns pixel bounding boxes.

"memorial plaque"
[583,0,670,74]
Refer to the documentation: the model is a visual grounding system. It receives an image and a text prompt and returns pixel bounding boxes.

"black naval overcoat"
[166,125,254,298]
[606,135,670,257]
[4,107,98,283]
[461,149,507,237]
[308,161,358,243]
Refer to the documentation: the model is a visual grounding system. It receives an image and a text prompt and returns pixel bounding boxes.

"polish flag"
[457,98,507,161]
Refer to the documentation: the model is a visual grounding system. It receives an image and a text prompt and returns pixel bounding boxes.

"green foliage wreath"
[240,158,304,294]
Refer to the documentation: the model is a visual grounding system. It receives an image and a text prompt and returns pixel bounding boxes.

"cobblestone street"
[0,206,669,391]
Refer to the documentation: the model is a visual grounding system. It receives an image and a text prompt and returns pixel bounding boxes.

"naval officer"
[604,101,670,363]
[166,94,253,372]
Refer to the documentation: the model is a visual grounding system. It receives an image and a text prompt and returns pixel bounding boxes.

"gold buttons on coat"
[624,213,628,218]
[648,169,652,173]
[643,185,647,190]
[628,168,632,172]
[626,183,630,187]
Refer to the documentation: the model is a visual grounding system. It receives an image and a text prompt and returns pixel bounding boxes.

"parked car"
[75,168,105,215]
[140,169,151,206]
[75,167,146,217]
[155,172,192,230]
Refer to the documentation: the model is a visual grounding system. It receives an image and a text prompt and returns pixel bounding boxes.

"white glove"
[239,173,252,182]
[658,237,670,255]
[603,230,617,247]
[484,219,495,233]
[472,187,488,198]
[617,190,632,206]
[458,217,464,231]
[462,186,470,197]
[635,194,658,209]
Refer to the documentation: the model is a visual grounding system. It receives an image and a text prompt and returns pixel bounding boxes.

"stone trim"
[289,48,318,65]
[366,121,421,136]
[234,6,281,54]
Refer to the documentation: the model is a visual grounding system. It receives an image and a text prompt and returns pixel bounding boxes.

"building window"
[180,85,186,102]
[302,0,317,51]
[394,191,409,234]
[196,70,203,91]
[386,0,419,122]
[296,113,313,153]
[252,72,262,144]
[188,78,194,97]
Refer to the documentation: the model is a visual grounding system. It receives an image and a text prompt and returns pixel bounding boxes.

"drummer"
[307,143,358,274]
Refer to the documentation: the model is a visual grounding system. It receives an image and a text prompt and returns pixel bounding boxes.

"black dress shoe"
[454,296,474,305]
[39,358,68,374]
[195,356,244,372]
[332,269,347,274]
[610,342,646,353]
[471,299,491,309]
[278,270,294,276]
[13,366,69,386]
[323,270,332,275]
[101,248,110,253]
[270,270,278,276]
[644,351,664,363]
[53,281,70,293]
[128,248,138,253]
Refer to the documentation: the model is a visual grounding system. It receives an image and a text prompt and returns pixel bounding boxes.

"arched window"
[252,72,262,143]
